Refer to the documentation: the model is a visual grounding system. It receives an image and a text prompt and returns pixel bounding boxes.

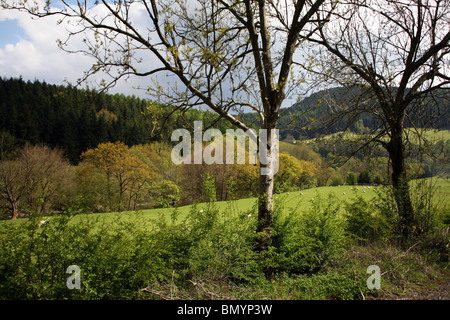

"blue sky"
[0,19,29,47]
[0,4,143,97]
[0,7,91,85]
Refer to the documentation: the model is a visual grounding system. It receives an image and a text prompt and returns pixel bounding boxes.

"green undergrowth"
[0,181,448,300]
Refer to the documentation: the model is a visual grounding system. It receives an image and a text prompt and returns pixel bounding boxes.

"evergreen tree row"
[0,77,234,163]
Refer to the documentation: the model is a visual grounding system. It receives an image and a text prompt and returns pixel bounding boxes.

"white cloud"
[0,3,155,97]
[1,41,40,72]
[0,7,94,84]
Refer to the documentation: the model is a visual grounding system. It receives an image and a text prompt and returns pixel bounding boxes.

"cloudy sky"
[0,2,302,107]
[0,5,146,97]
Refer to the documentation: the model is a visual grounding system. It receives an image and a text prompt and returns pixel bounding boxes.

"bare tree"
[0,145,73,219]
[1,0,331,249]
[303,0,450,239]
[0,159,29,219]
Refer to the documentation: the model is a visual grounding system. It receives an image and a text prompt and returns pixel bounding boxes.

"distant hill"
[238,87,378,140]
[0,77,233,163]
[1,77,448,162]
[275,86,450,140]
[0,77,159,163]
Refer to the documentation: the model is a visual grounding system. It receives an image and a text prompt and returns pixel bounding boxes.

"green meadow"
[302,129,450,144]
[73,177,450,226]
[2,177,447,230]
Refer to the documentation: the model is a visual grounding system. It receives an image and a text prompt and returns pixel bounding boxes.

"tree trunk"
[257,167,274,251]
[11,201,19,220]
[256,120,278,251]
[387,122,414,241]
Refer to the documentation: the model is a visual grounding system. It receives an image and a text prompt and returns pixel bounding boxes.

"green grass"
[413,128,450,141]
[300,128,450,144]
[0,177,448,300]
[106,177,448,222]
[74,184,379,227]
[0,184,377,233]
[1,177,447,231]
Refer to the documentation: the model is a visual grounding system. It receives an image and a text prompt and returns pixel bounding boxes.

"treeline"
[2,78,448,163]
[1,78,447,219]
[3,124,445,220]
[0,140,318,219]
[0,77,234,164]
[1,131,442,220]
[0,137,398,220]
[245,86,450,141]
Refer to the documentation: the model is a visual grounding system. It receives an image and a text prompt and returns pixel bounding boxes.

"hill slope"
[1,77,448,162]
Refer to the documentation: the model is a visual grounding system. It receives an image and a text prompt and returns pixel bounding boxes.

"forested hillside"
[3,78,448,163]
[0,77,234,163]
[255,87,450,141]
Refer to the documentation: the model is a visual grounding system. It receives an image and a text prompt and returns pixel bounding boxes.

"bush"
[358,170,371,184]
[1,178,445,300]
[0,193,261,300]
[0,217,71,299]
[410,178,444,236]
[187,205,259,283]
[344,179,448,244]
[329,174,344,186]
[151,179,181,208]
[271,194,349,274]
[292,271,365,300]
[346,172,357,185]
[0,214,171,299]
[344,194,395,243]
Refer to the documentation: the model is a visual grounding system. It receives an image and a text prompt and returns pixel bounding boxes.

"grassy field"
[1,177,447,230]
[93,176,450,220]
[71,184,381,228]
[300,128,450,144]
[417,128,450,141]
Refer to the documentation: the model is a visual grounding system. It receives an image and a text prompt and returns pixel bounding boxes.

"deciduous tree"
[81,141,154,211]
[303,0,450,239]
[0,144,73,219]
[0,159,28,219]
[1,0,331,249]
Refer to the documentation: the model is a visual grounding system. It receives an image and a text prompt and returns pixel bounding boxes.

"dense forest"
[0,77,234,164]
[2,77,449,164]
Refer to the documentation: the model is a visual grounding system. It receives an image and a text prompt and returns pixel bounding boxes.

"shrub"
[329,174,344,186]
[344,194,395,243]
[187,206,259,283]
[140,199,261,295]
[292,271,365,300]
[0,215,78,299]
[151,179,181,208]
[271,194,349,274]
[346,172,357,185]
[0,214,172,299]
[358,170,371,184]
[409,178,444,236]
[344,179,448,245]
